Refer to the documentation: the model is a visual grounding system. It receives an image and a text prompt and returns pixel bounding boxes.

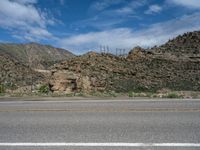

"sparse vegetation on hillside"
[38,85,49,94]
[1,31,200,97]
[0,84,5,93]
[0,54,44,87]
[0,43,75,69]
[163,92,182,99]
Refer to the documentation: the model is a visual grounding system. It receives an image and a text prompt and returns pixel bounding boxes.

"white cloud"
[145,4,162,14]
[59,0,64,5]
[59,12,200,54]
[168,0,200,9]
[74,0,147,30]
[90,0,123,11]
[116,7,133,14]
[0,0,55,41]
[11,0,37,4]
[115,0,147,14]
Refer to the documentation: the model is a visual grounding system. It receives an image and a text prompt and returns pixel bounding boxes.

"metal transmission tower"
[106,45,109,54]
[103,45,106,54]
[100,45,110,54]
[119,49,122,57]
[100,45,102,53]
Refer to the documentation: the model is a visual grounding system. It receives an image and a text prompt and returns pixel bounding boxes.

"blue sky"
[0,0,200,54]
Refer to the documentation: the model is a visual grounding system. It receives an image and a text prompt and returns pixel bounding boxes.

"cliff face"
[0,43,75,69]
[49,31,200,93]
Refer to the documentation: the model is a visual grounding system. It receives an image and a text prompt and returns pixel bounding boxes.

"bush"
[4,82,17,90]
[38,85,49,94]
[0,84,5,93]
[128,91,133,97]
[108,91,118,97]
[164,92,181,98]
[76,93,85,97]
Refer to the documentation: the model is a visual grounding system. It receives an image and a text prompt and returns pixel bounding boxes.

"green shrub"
[128,91,133,97]
[128,91,155,98]
[4,82,17,90]
[0,84,5,93]
[38,85,49,94]
[0,93,5,96]
[146,92,154,98]
[66,93,74,97]
[76,92,90,97]
[164,92,181,98]
[108,91,118,97]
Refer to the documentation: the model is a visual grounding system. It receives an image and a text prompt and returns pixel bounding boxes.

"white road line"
[0,143,199,147]
[0,99,198,104]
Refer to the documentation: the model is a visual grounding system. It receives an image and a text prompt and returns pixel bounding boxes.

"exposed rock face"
[50,53,127,93]
[49,71,78,93]
[127,46,147,60]
[0,42,75,69]
[49,70,92,94]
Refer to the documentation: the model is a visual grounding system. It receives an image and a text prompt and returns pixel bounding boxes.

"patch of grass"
[191,92,199,99]
[50,93,65,97]
[108,90,118,97]
[0,84,5,93]
[128,91,155,98]
[66,93,74,97]
[38,85,49,94]
[146,92,154,97]
[90,90,118,97]
[163,92,181,98]
[10,92,24,97]
[74,92,86,97]
[4,82,17,90]
[0,93,5,96]
[128,91,133,97]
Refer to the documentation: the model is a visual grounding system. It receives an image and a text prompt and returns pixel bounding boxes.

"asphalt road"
[0,99,199,150]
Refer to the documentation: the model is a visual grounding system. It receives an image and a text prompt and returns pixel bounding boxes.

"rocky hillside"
[0,54,44,87]
[49,31,200,94]
[0,43,75,69]
[153,31,200,56]
[50,52,130,93]
[1,31,200,94]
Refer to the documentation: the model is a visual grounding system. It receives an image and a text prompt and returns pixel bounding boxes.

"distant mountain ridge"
[0,42,75,69]
[0,53,44,87]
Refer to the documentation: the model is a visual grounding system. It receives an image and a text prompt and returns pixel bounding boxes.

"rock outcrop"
[127,46,149,60]
[49,70,92,94]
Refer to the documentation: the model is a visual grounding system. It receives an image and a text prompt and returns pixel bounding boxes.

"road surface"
[0,99,199,150]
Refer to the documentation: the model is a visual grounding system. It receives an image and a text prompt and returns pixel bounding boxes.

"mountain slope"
[49,31,200,93]
[152,31,200,56]
[0,43,75,69]
[0,53,44,87]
